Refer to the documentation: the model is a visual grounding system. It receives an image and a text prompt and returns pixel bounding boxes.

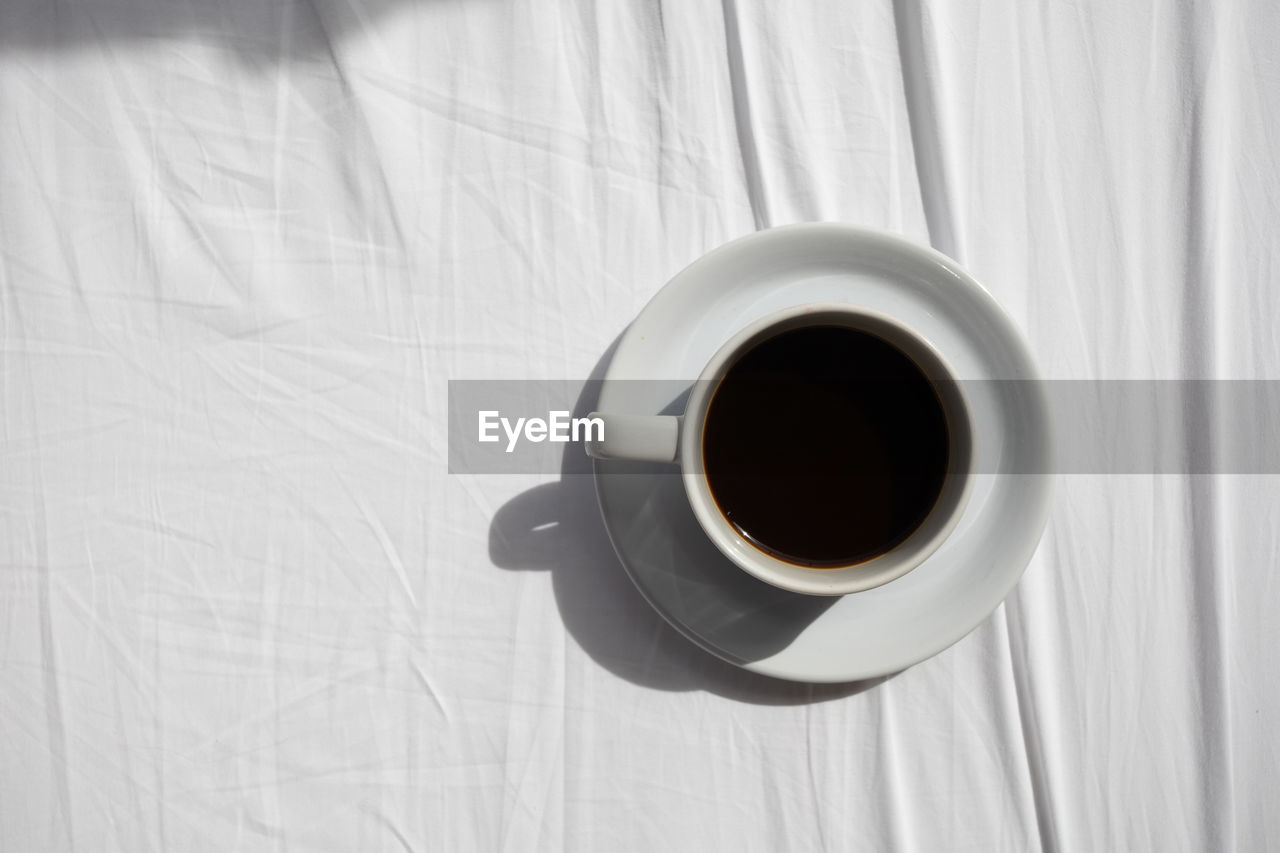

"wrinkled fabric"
[2,1,1277,851]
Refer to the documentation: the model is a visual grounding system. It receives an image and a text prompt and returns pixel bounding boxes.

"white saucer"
[593,224,1053,683]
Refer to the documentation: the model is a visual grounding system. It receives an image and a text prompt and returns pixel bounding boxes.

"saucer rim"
[592,222,1053,683]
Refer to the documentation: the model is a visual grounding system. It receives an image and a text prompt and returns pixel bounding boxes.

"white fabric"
[3,1,1277,850]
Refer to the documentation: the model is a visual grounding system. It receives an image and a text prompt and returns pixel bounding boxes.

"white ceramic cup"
[586,303,975,596]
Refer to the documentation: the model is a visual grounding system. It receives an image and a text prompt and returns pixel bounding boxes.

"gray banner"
[448,380,1280,474]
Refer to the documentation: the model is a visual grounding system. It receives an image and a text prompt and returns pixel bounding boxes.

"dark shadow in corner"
[0,0,488,62]
[488,332,896,704]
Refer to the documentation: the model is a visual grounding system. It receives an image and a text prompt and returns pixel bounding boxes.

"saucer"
[592,224,1053,683]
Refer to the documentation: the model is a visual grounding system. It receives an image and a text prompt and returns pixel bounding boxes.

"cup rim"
[679,303,976,596]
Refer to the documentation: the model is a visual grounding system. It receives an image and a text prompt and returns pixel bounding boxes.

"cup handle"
[583,413,681,463]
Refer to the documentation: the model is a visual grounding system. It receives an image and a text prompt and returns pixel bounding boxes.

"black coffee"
[702,324,949,568]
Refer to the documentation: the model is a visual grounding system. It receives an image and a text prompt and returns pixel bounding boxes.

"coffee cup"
[586,303,975,596]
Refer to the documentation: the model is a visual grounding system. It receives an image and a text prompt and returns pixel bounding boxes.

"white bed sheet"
[2,1,1277,850]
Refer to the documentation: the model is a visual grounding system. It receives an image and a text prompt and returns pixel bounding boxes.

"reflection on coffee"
[702,324,949,568]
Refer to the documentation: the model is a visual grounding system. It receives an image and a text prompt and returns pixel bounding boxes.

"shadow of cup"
[487,335,895,703]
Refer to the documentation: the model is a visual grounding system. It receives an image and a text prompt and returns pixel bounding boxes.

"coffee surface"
[702,324,949,567]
